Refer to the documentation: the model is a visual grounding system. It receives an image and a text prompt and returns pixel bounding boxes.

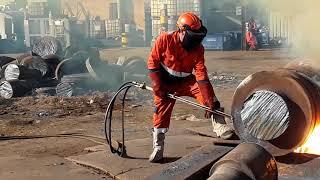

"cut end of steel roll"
[232,69,320,156]
[4,64,20,81]
[241,90,290,141]
[0,81,14,99]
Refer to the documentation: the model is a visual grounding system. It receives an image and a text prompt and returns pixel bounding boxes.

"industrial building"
[0,0,292,49]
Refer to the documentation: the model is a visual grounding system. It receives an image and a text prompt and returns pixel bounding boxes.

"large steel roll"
[231,69,320,156]
[285,60,320,85]
[32,36,63,58]
[55,51,90,80]
[20,56,49,78]
[208,143,278,180]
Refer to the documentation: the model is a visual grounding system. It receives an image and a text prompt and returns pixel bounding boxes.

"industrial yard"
[1,0,320,180]
[2,49,319,180]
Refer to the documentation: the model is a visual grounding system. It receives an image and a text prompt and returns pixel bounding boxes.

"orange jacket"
[148,31,209,81]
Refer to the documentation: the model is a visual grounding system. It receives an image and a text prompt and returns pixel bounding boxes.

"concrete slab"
[186,126,241,145]
[66,135,215,180]
[186,126,217,138]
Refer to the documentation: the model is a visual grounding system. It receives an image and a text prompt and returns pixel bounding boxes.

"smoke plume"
[260,0,320,61]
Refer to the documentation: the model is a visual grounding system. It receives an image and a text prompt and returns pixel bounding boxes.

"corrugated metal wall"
[268,11,293,45]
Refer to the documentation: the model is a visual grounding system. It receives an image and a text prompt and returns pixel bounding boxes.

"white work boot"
[149,128,167,163]
[211,116,234,139]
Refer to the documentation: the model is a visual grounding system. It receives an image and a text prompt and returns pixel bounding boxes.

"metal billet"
[208,143,278,180]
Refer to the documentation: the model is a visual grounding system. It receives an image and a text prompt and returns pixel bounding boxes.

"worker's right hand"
[205,99,221,119]
[149,70,167,98]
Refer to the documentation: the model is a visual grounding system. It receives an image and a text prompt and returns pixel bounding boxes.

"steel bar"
[20,56,49,77]
[55,51,90,80]
[0,80,39,99]
[4,64,42,81]
[131,81,232,119]
[148,144,233,180]
[0,56,16,68]
[209,143,278,180]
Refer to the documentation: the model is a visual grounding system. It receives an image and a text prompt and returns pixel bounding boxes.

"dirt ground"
[0,49,298,180]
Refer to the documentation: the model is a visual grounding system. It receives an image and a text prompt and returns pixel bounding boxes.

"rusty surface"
[285,61,320,83]
[209,143,278,180]
[231,69,320,156]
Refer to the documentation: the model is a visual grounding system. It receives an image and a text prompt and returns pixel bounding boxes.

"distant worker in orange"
[147,12,234,163]
[246,17,258,50]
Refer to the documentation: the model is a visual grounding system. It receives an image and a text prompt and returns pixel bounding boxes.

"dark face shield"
[181,25,207,51]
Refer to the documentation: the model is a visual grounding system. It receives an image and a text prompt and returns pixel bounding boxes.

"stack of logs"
[0,36,148,99]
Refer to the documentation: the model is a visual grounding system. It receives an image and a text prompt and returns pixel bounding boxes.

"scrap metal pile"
[0,37,148,99]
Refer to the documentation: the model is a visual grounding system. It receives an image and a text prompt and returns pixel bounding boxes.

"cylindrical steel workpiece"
[285,60,320,85]
[231,69,320,156]
[208,143,278,180]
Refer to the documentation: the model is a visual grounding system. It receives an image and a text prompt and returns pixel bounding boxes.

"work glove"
[198,80,218,118]
[204,98,221,119]
[149,70,167,98]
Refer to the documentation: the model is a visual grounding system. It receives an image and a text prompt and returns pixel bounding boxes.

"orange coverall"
[148,31,214,128]
[246,31,257,50]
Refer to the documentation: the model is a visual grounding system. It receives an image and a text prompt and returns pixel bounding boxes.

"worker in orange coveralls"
[246,18,258,50]
[147,12,234,163]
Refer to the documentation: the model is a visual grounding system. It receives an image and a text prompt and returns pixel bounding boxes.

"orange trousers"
[153,75,205,128]
[246,31,257,50]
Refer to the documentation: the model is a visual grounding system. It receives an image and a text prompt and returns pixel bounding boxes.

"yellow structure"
[121,32,127,47]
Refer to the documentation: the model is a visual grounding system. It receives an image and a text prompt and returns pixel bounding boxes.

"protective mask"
[181,26,207,51]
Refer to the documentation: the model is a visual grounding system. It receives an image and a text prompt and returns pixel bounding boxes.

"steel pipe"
[208,143,278,180]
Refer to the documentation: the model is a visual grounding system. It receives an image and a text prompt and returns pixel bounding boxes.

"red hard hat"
[177,12,202,31]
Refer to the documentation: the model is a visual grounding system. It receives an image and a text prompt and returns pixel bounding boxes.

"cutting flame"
[295,125,320,155]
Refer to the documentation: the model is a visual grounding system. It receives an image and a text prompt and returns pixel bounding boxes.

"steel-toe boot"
[212,116,234,139]
[149,128,166,163]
